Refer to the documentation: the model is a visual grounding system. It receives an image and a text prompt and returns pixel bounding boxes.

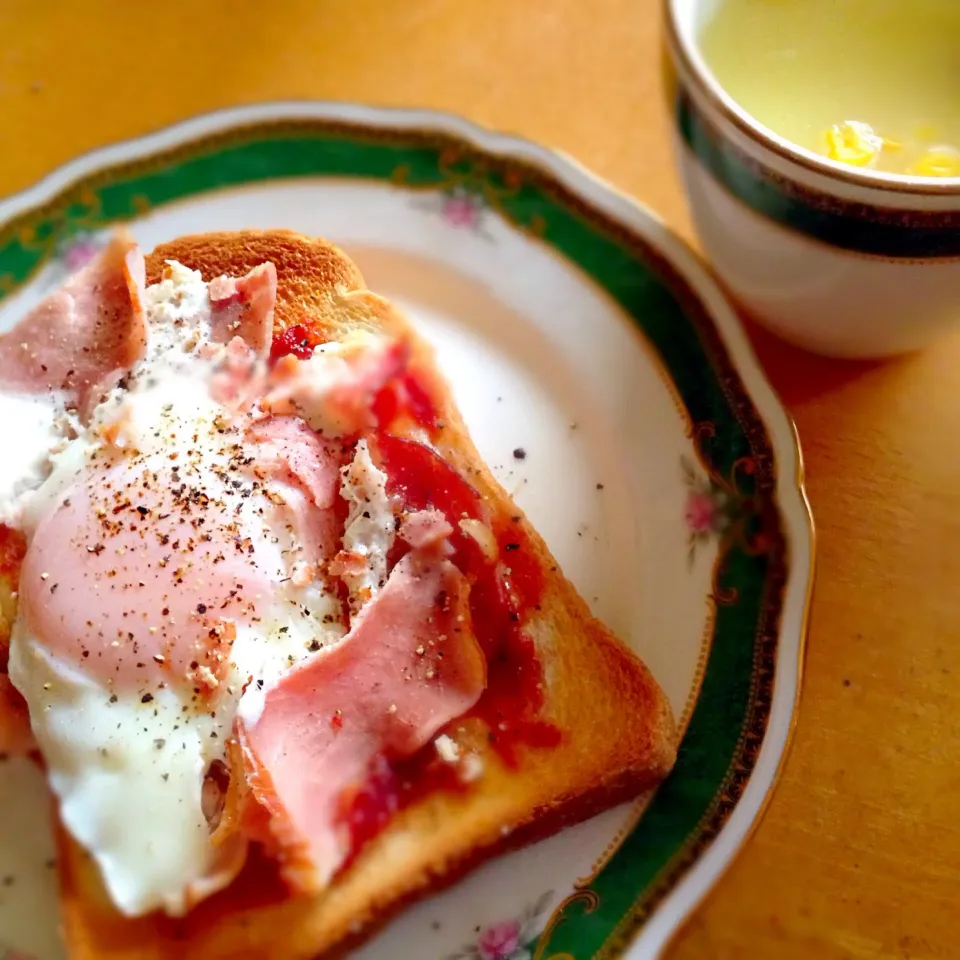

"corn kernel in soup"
[699,0,960,177]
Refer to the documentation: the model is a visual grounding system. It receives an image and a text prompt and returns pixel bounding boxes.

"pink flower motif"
[62,239,101,271]
[685,491,716,535]
[441,194,482,229]
[477,918,522,960]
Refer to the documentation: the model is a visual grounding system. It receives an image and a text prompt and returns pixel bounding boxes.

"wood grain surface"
[1,1,958,957]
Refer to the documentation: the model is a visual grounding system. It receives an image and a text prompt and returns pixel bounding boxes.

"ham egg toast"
[0,230,676,959]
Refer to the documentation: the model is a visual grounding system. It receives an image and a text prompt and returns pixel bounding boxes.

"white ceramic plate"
[0,103,813,960]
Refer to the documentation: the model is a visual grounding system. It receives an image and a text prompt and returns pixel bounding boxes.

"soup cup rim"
[663,0,960,198]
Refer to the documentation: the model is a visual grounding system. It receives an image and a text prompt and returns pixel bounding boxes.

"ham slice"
[236,546,486,891]
[400,508,453,551]
[248,416,342,511]
[209,263,277,360]
[0,232,146,414]
[207,335,267,412]
[246,416,346,570]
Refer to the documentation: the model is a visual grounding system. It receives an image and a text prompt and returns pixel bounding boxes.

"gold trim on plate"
[655,419,815,960]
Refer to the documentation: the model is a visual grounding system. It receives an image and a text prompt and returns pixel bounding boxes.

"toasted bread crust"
[52,231,677,959]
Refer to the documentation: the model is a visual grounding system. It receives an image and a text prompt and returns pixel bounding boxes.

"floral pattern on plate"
[683,454,734,562]
[444,891,554,960]
[55,232,104,272]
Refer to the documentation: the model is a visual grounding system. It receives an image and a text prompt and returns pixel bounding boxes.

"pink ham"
[399,508,453,550]
[247,416,342,510]
[0,231,146,413]
[207,335,268,412]
[236,546,486,891]
[209,263,277,360]
[246,416,346,568]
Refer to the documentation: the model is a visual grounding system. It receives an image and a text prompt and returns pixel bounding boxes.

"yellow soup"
[699,0,960,176]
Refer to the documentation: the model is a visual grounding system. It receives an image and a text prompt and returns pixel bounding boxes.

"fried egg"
[6,262,368,916]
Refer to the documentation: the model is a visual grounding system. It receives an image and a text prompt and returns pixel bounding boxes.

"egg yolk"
[908,147,960,178]
[821,121,958,177]
[822,121,900,167]
[18,454,279,693]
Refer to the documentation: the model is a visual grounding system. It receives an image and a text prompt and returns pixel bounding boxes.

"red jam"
[372,369,441,434]
[263,331,559,863]
[376,434,482,526]
[269,323,316,363]
[0,524,25,577]
[374,432,557,764]
[401,372,439,428]
[337,749,462,866]
[335,755,399,860]
[470,521,560,766]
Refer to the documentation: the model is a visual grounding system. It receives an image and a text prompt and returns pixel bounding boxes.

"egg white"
[338,439,396,614]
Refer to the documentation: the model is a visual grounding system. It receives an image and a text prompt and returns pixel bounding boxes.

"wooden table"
[3,1,958,956]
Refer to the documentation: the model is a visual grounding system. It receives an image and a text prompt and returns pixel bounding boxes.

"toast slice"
[51,230,677,959]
